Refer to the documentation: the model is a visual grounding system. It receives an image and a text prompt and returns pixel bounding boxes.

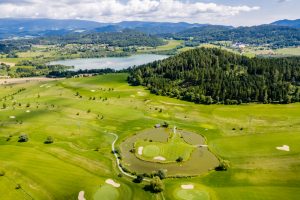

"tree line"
[164,25,300,48]
[128,47,300,104]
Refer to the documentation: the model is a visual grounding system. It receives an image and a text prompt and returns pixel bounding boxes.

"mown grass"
[134,131,195,163]
[0,73,300,199]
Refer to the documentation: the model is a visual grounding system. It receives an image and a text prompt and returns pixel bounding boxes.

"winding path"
[108,132,166,199]
[108,133,151,182]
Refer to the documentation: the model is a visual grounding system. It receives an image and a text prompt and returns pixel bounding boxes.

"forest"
[0,30,165,54]
[128,47,300,104]
[167,25,300,48]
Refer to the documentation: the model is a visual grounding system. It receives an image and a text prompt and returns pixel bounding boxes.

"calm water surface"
[49,54,169,71]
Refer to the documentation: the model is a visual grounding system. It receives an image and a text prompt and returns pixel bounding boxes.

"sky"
[0,0,299,26]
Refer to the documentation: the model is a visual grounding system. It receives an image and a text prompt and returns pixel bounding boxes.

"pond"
[119,128,219,177]
[49,54,169,71]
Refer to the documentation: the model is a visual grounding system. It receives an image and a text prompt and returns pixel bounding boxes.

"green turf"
[93,185,119,200]
[0,73,300,199]
[175,189,209,200]
[134,131,195,163]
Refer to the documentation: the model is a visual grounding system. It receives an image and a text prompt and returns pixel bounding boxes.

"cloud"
[0,0,260,23]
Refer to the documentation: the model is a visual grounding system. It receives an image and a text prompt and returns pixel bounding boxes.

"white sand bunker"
[78,191,86,200]
[9,116,16,119]
[137,91,146,96]
[90,90,96,92]
[26,110,31,113]
[154,156,166,161]
[105,179,120,188]
[138,147,143,155]
[276,145,290,152]
[181,184,194,190]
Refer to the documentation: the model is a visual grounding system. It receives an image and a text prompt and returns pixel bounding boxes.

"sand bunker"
[138,146,143,155]
[105,179,120,188]
[9,116,16,119]
[90,90,96,92]
[153,156,166,161]
[78,191,86,200]
[26,110,31,113]
[137,91,146,96]
[276,145,290,152]
[181,184,194,190]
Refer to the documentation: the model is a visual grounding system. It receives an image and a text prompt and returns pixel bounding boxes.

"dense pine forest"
[128,48,300,104]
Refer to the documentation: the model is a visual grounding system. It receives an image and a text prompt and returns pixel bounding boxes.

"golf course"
[0,73,300,199]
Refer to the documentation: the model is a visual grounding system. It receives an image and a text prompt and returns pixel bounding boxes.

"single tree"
[18,134,28,142]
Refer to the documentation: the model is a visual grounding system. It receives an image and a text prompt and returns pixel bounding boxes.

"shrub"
[162,122,169,128]
[44,136,54,144]
[129,149,136,153]
[18,134,28,142]
[0,170,5,176]
[176,156,183,163]
[15,184,21,190]
[215,160,230,171]
[156,169,166,179]
[144,176,164,193]
[133,174,144,183]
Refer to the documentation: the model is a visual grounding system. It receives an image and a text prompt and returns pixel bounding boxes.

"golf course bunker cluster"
[120,127,219,177]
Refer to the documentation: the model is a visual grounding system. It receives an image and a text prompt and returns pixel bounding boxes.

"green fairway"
[0,73,300,199]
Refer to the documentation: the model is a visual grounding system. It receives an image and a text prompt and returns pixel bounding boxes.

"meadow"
[0,73,300,199]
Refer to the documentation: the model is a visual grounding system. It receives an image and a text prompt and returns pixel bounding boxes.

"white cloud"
[0,0,260,23]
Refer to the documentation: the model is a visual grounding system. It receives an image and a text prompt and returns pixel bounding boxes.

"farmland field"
[0,73,300,199]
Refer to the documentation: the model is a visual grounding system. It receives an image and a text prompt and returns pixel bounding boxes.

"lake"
[49,54,169,71]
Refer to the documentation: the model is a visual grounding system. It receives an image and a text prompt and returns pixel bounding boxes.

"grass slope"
[0,73,299,199]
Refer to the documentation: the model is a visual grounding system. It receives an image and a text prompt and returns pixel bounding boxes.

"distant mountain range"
[0,18,299,40]
[0,18,206,39]
[0,18,107,39]
[271,19,300,28]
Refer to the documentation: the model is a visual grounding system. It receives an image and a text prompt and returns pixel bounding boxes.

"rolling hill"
[271,19,300,28]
